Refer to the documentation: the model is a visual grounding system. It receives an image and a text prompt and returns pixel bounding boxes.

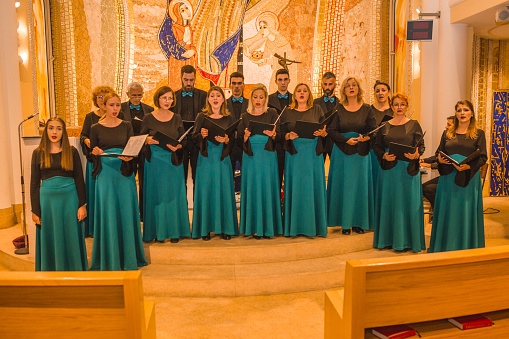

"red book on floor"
[448,314,493,330]
[371,324,417,339]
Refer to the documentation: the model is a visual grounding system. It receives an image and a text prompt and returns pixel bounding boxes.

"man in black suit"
[226,72,248,194]
[268,69,292,190]
[313,72,339,161]
[120,82,154,218]
[174,65,207,189]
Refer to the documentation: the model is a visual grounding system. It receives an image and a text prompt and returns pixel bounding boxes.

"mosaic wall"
[490,91,509,196]
[49,0,392,126]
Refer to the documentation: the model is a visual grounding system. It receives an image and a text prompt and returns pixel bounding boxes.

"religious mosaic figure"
[243,12,298,93]
[159,0,249,88]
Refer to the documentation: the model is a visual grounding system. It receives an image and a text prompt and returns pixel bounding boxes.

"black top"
[280,105,326,155]
[371,105,394,126]
[192,113,236,160]
[328,103,376,156]
[237,108,279,156]
[231,100,243,120]
[437,129,487,187]
[140,112,186,166]
[30,147,86,218]
[180,94,195,121]
[80,111,101,160]
[268,92,293,113]
[120,102,154,135]
[374,120,425,176]
[89,121,135,178]
[90,121,133,151]
[315,95,337,113]
[226,97,249,121]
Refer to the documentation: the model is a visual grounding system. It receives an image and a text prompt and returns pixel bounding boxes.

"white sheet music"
[121,134,148,156]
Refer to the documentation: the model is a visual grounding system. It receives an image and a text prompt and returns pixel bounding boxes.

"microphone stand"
[15,113,39,255]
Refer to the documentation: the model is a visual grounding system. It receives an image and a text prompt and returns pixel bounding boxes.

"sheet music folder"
[202,117,241,139]
[388,142,416,162]
[100,134,148,157]
[293,113,335,139]
[439,149,480,166]
[152,126,193,149]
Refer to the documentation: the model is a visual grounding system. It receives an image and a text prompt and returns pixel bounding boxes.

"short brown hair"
[181,65,196,77]
[229,72,244,83]
[92,86,114,108]
[153,86,176,109]
[390,92,410,107]
[289,83,314,110]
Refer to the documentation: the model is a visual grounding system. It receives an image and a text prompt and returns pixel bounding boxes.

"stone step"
[140,248,417,297]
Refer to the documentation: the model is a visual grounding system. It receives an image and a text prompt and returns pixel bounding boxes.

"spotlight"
[416,6,421,14]
[15,2,21,8]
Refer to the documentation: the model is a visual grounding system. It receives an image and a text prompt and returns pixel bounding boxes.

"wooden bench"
[325,245,509,338]
[0,271,156,338]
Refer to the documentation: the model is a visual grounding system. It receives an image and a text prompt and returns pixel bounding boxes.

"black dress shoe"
[202,233,211,241]
[253,235,261,240]
[352,227,364,234]
[342,229,351,235]
[221,234,231,240]
[263,236,271,239]
[170,238,179,243]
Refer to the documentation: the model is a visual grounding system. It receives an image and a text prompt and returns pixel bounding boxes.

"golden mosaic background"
[49,0,392,126]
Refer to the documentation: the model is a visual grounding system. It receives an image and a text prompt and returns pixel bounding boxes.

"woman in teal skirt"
[327,77,376,235]
[141,86,190,243]
[237,84,283,238]
[281,83,328,237]
[429,100,487,252]
[191,86,238,240]
[80,86,113,237]
[89,92,147,270]
[373,93,426,252]
[31,117,88,271]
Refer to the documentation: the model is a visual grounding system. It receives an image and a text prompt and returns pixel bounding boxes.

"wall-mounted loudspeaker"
[496,9,509,23]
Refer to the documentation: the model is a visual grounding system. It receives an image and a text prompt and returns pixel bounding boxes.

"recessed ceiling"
[455,1,509,39]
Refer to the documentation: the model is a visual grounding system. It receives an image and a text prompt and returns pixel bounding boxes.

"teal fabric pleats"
[374,160,426,252]
[327,132,374,230]
[239,135,283,237]
[90,148,147,270]
[283,138,327,237]
[192,141,239,238]
[36,176,88,271]
[370,149,381,188]
[429,154,485,253]
[143,145,190,241]
[84,161,95,236]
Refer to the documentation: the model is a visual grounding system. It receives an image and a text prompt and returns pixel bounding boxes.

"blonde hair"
[289,83,314,110]
[339,77,364,105]
[246,83,268,114]
[202,86,230,117]
[447,100,478,139]
[37,117,73,171]
[99,92,121,121]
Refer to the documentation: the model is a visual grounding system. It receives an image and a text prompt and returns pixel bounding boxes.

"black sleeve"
[72,147,86,208]
[171,117,186,166]
[327,112,350,144]
[280,110,297,155]
[221,115,235,161]
[357,107,377,156]
[90,125,102,178]
[120,123,136,177]
[455,130,488,187]
[265,109,279,152]
[80,114,93,160]
[192,113,208,157]
[407,121,425,176]
[140,115,150,135]
[315,106,326,155]
[374,125,396,171]
[30,150,42,218]
[237,115,253,156]
[436,131,454,176]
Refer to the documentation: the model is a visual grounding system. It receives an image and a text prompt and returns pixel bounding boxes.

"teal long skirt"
[36,176,88,271]
[90,148,147,270]
[240,135,283,236]
[370,149,381,188]
[428,154,485,252]
[143,145,190,241]
[374,160,426,252]
[84,161,95,236]
[192,141,239,238]
[327,132,374,230]
[283,138,327,237]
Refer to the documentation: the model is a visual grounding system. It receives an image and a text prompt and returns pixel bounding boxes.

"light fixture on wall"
[15,1,20,8]
[416,6,421,14]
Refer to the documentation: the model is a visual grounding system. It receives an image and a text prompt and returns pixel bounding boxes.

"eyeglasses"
[393,104,407,107]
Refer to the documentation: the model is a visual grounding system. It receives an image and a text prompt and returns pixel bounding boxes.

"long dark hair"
[37,117,73,171]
